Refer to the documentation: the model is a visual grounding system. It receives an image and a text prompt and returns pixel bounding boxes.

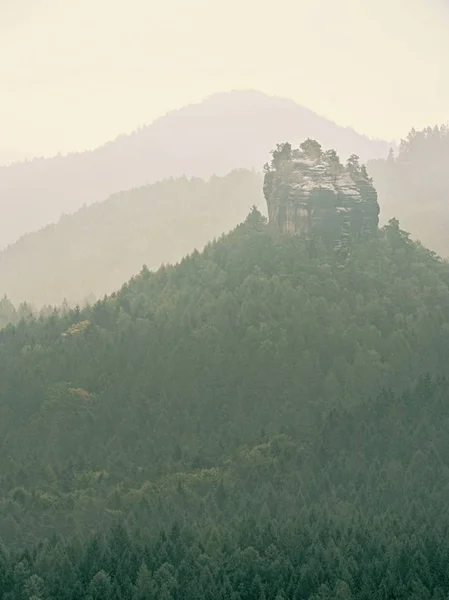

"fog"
[2,0,449,158]
[2,0,448,262]
[0,90,391,251]
[2,1,449,594]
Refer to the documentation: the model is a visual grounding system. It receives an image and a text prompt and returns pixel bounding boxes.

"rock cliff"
[263,140,380,255]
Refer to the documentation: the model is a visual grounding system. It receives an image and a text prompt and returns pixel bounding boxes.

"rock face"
[263,140,380,254]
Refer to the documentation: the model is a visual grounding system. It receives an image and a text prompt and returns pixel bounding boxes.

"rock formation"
[263,139,380,255]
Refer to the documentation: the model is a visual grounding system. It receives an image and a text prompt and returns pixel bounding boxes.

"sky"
[1,0,448,159]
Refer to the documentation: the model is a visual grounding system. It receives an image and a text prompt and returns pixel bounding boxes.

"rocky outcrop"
[263,140,380,255]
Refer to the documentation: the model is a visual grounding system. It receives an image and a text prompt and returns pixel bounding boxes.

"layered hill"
[0,90,389,249]
[0,170,265,308]
[3,133,449,598]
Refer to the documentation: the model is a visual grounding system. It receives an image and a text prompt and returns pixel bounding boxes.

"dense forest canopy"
[368,124,449,256]
[2,377,449,600]
[2,203,449,596]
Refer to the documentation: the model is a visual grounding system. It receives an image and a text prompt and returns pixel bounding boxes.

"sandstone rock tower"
[263,139,380,255]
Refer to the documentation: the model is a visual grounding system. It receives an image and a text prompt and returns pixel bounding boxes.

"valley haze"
[0,90,390,250]
[1,1,449,597]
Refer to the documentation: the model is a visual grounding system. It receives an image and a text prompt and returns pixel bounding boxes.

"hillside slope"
[2,376,449,600]
[0,90,389,248]
[0,170,264,307]
[2,211,449,549]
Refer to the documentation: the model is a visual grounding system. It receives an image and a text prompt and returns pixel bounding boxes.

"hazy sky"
[1,0,448,158]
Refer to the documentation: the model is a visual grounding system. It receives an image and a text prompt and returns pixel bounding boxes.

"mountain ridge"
[0,90,390,249]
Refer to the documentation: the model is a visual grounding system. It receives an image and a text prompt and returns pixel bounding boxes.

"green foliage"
[1,211,449,594]
[300,139,323,161]
[1,377,449,598]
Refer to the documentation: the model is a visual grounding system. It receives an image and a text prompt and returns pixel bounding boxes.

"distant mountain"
[0,169,265,307]
[0,90,390,249]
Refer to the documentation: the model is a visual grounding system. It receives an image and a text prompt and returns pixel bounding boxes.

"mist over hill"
[0,90,389,249]
[0,170,264,308]
[0,149,29,165]
[3,0,449,593]
[368,124,449,257]
[2,132,449,596]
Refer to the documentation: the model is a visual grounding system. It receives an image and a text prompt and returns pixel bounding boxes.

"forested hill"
[0,170,265,309]
[0,90,389,248]
[3,212,449,596]
[2,210,449,541]
[368,124,449,256]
